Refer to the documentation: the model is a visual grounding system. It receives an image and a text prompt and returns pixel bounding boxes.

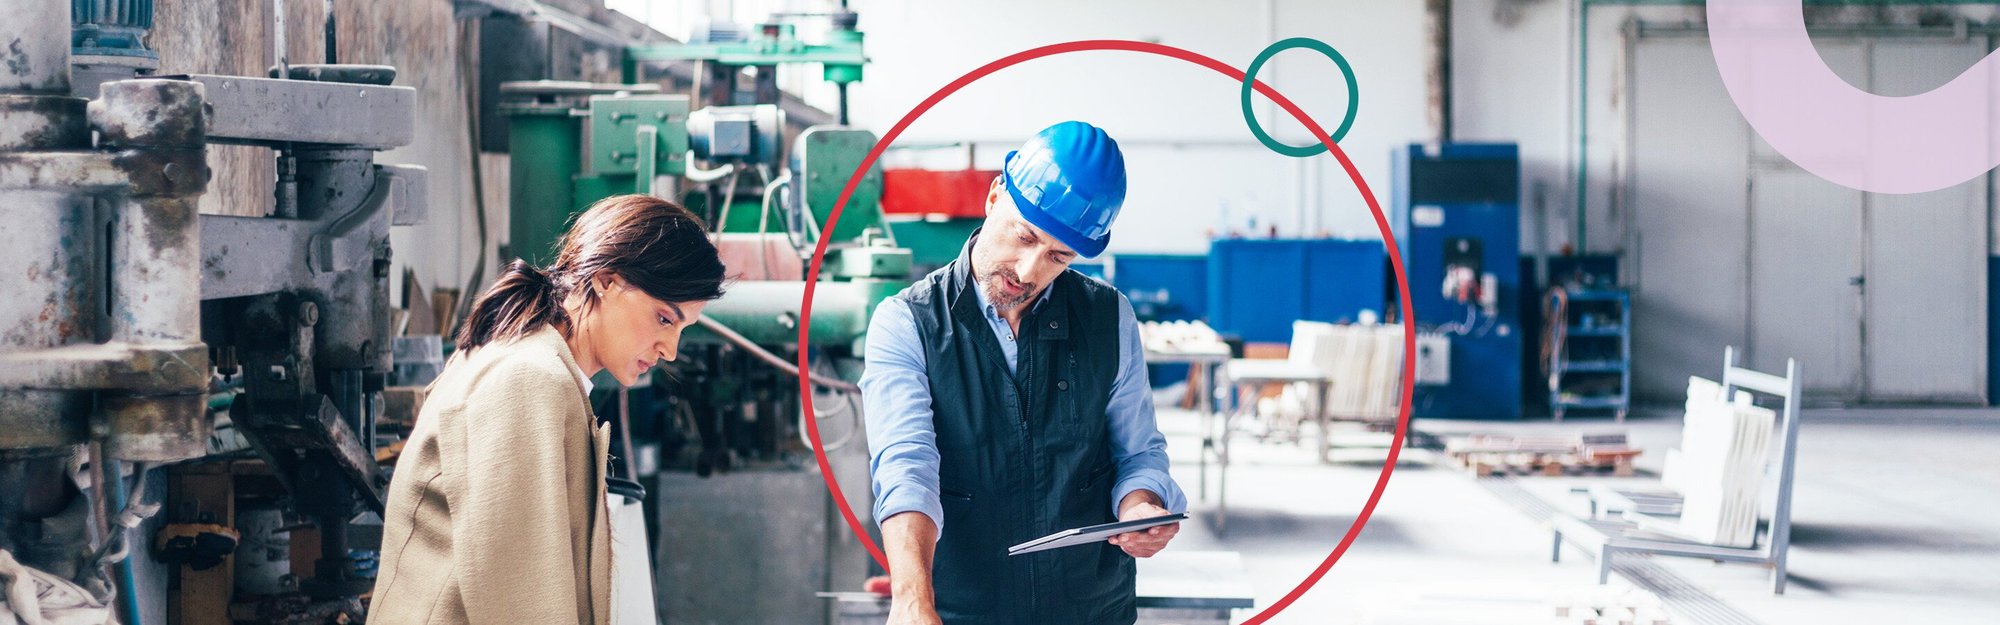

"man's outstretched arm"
[861,299,946,623]
[881,511,942,624]
[1105,294,1187,557]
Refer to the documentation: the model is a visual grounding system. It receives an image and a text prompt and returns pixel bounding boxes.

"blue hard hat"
[1001,121,1127,258]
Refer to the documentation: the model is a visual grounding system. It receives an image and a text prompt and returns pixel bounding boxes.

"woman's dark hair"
[456,194,727,351]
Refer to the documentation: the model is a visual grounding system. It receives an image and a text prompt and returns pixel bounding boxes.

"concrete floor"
[1151,403,2000,624]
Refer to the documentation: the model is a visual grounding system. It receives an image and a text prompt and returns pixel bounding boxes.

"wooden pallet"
[1443,433,1641,477]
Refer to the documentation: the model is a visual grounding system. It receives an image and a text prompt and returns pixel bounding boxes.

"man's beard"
[976,264,1038,312]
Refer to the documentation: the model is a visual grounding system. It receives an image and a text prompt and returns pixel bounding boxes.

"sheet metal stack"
[1664,377,1775,548]
[1277,322,1404,424]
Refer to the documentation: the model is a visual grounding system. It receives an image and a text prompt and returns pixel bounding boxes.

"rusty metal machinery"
[1,17,215,619]
[0,1,426,622]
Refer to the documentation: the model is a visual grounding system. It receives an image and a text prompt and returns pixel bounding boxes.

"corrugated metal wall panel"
[1629,36,1990,404]
[1863,34,1989,402]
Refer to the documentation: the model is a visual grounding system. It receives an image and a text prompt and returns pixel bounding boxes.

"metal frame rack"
[1551,347,1804,594]
[1548,289,1631,422]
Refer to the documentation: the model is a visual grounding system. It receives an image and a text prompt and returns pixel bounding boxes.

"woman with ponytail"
[370,195,726,625]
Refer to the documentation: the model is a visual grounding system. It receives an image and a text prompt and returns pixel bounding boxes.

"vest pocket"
[1061,467,1132,603]
[1054,351,1100,439]
[1062,541,1135,604]
[1076,462,1115,493]
[932,487,999,614]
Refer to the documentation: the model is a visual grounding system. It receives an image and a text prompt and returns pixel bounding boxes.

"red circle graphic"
[795,39,1416,624]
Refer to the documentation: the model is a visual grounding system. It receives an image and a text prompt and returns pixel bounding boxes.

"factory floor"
[1152,401,2000,625]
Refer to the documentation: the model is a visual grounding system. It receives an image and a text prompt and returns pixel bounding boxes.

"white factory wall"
[607,1,2000,403]
[1621,28,1991,403]
[614,0,2000,255]
[1450,0,1574,259]
[618,0,1434,253]
[845,0,1430,253]
[1491,2,1996,402]
[624,0,1723,258]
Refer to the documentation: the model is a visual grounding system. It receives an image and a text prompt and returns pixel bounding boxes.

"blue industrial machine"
[1207,239,1387,344]
[1111,254,1211,388]
[1390,143,1523,420]
[1113,254,1211,322]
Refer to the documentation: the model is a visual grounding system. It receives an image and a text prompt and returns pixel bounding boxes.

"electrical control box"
[1416,332,1452,385]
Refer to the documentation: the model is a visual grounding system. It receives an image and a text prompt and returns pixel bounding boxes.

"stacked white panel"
[1671,377,1774,547]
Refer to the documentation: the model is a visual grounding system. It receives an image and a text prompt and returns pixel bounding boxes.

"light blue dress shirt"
[861,272,1188,534]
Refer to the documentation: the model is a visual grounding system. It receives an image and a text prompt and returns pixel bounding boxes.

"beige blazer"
[371,326,613,624]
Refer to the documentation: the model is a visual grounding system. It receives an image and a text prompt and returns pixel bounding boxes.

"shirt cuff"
[1112,469,1188,516]
[873,482,945,534]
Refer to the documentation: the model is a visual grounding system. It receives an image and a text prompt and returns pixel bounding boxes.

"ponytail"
[454,195,725,353]
[454,259,570,352]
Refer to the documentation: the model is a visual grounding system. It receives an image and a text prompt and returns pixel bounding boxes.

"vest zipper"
[1016,319,1037,620]
[1016,321,1033,430]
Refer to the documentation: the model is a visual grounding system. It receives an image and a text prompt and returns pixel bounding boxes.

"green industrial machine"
[624,14,867,123]
[500,81,688,266]
[499,11,909,623]
[502,95,903,348]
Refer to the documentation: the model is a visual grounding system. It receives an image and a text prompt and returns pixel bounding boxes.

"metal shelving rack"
[1549,289,1631,422]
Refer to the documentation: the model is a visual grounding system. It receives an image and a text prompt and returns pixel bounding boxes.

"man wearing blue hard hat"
[861,121,1188,625]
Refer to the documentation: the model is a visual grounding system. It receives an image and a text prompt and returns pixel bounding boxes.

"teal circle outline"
[1241,37,1359,157]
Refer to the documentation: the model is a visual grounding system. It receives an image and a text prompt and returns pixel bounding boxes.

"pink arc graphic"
[1710,0,1999,194]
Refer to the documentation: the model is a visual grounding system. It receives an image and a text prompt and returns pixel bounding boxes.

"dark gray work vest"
[894,233,1134,625]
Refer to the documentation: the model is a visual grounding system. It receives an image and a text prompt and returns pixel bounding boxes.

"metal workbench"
[824,550,1257,625]
[1215,359,1334,536]
[1144,347,1232,514]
